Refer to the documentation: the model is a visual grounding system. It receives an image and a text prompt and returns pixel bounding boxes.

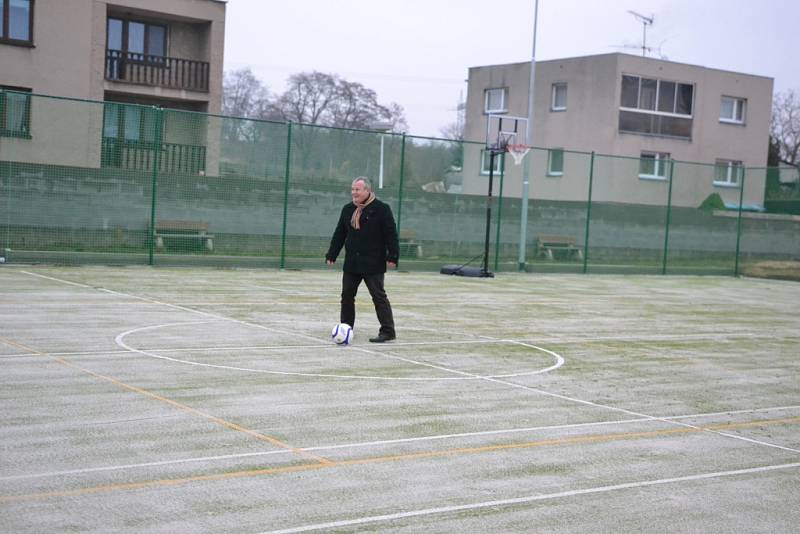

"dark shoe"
[369,334,396,343]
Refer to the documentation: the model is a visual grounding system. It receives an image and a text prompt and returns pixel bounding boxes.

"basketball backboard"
[485,114,528,151]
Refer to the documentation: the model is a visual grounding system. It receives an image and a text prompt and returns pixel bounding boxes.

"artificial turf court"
[1,265,798,532]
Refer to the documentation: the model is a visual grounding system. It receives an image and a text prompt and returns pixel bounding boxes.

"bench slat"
[537,234,576,246]
[155,220,209,232]
[536,234,583,261]
[154,233,215,239]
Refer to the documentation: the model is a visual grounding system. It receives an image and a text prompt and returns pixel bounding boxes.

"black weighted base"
[439,265,494,278]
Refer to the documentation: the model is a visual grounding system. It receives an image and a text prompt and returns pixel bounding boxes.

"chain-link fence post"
[661,159,675,275]
[582,152,595,274]
[395,133,406,234]
[148,106,163,266]
[279,121,292,269]
[734,168,747,276]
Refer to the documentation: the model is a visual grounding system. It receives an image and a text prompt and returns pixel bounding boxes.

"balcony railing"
[101,137,207,175]
[105,50,209,93]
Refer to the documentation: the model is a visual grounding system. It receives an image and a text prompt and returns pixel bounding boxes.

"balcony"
[105,50,209,93]
[101,137,207,175]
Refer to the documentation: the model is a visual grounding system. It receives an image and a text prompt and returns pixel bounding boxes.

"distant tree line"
[766,89,800,209]
[222,68,408,134]
[220,68,462,191]
[770,89,800,169]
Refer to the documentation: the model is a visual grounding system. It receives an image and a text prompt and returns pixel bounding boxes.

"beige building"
[463,53,774,209]
[0,0,225,173]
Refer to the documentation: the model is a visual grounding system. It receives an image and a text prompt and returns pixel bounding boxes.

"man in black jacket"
[326,176,399,342]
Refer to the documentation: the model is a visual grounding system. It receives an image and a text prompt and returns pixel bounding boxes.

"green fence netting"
[1,90,798,274]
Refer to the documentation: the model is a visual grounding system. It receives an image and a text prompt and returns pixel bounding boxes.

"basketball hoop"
[506,144,530,166]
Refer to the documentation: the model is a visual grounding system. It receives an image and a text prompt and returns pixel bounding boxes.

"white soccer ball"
[331,323,353,345]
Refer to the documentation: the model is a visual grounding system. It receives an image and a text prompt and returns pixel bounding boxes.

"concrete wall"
[102,0,226,113]
[1,0,224,107]
[0,96,105,167]
[463,54,773,209]
[0,1,96,98]
[1,0,224,171]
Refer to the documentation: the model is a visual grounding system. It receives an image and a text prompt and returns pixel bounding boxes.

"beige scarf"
[351,192,376,230]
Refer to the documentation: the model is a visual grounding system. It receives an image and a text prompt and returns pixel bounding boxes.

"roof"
[470,52,774,82]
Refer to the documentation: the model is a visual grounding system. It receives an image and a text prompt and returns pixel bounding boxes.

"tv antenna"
[628,10,654,57]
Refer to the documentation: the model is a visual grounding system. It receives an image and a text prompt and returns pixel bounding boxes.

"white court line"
[21,270,800,455]
[33,339,512,359]
[114,322,564,381]
[475,374,800,455]
[5,405,799,482]
[261,462,800,534]
[19,271,94,288]
[516,332,765,344]
[31,329,799,360]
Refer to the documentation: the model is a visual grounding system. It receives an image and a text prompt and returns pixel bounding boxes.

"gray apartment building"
[0,0,225,174]
[462,53,774,209]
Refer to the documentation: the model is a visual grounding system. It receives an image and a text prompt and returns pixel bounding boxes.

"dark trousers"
[341,272,395,337]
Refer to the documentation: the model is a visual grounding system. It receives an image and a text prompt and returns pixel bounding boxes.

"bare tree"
[222,68,272,119]
[327,81,408,131]
[222,68,275,142]
[270,71,339,125]
[438,121,464,141]
[771,89,800,168]
[270,71,406,131]
[221,69,409,176]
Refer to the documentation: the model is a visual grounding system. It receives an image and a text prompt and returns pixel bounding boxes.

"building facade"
[463,53,774,209]
[0,0,225,174]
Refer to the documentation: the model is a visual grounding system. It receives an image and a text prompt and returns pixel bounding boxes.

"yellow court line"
[0,336,332,467]
[2,414,798,504]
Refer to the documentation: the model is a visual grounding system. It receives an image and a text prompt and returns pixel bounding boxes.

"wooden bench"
[398,229,422,258]
[536,234,583,261]
[154,220,214,251]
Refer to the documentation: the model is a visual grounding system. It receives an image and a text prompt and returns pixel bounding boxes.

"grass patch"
[743,261,800,282]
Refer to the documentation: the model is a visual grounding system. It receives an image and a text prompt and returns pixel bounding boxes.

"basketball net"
[506,144,530,166]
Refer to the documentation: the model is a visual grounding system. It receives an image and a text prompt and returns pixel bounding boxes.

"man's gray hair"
[352,176,373,191]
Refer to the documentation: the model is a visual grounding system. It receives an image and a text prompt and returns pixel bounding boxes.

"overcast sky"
[223,0,799,138]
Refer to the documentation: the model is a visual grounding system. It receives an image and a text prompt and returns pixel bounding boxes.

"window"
[621,75,694,116]
[720,96,746,124]
[480,149,503,175]
[0,85,31,138]
[619,74,694,139]
[1,0,33,44]
[658,81,676,113]
[106,17,167,81]
[103,102,161,143]
[484,88,507,114]
[714,159,743,186]
[551,83,567,111]
[547,148,564,176]
[107,17,167,57]
[638,152,670,180]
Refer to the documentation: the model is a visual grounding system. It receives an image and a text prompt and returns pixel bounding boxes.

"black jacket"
[326,198,399,274]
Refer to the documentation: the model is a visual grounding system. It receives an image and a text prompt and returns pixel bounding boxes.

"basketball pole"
[482,147,502,277]
[518,0,539,271]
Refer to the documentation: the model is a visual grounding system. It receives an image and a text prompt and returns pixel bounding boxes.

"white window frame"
[713,159,743,187]
[547,148,564,176]
[638,152,670,180]
[551,83,567,111]
[480,149,502,175]
[484,87,507,114]
[0,85,32,138]
[720,96,746,124]
[620,74,694,119]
